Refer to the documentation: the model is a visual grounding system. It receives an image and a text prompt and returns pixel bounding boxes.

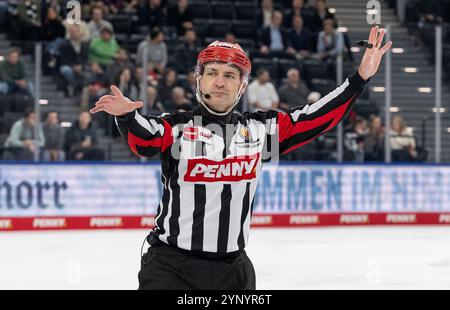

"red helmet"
[196,41,251,81]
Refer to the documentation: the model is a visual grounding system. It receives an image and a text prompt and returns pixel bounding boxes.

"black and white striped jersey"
[115,71,368,255]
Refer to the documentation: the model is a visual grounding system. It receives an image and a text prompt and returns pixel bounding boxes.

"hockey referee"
[90,26,392,290]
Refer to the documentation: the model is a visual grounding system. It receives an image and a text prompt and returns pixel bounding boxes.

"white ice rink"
[1,226,450,290]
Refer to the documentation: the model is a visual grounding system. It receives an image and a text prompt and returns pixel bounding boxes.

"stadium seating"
[210,2,235,20]
[208,20,232,38]
[232,20,256,40]
[234,2,256,21]
[302,60,329,80]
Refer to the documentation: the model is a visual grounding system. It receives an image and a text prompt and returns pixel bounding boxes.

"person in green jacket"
[88,25,119,67]
[0,47,33,95]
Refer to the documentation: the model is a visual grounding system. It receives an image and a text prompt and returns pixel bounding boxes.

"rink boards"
[1,162,450,230]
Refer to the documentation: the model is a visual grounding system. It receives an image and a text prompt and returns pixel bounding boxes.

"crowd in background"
[0,0,428,162]
[387,0,450,74]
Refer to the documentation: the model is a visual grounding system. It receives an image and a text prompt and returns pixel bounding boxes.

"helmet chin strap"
[195,76,246,116]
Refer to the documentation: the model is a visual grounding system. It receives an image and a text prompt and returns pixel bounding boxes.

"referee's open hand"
[358,26,393,81]
[90,85,144,116]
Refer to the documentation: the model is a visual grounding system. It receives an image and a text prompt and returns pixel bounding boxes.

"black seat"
[343,60,356,77]
[193,19,209,38]
[210,2,235,19]
[235,38,255,49]
[108,14,131,34]
[272,1,285,11]
[203,37,222,45]
[251,58,279,81]
[353,99,379,119]
[234,2,256,20]
[114,33,128,46]
[310,78,336,97]
[232,20,256,40]
[303,59,329,80]
[277,58,303,78]
[208,20,232,38]
[0,94,14,117]
[190,1,211,19]
[128,34,146,54]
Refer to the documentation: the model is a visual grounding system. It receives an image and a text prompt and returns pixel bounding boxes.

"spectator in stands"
[278,68,310,111]
[414,0,444,46]
[390,115,417,161]
[105,48,136,86]
[316,18,344,79]
[41,6,66,56]
[364,114,385,162]
[87,0,108,13]
[80,62,109,110]
[166,87,192,112]
[137,27,168,75]
[287,15,313,59]
[138,0,165,33]
[64,110,105,161]
[114,68,139,102]
[247,68,279,112]
[4,108,45,161]
[58,25,89,97]
[88,25,119,67]
[0,48,33,95]
[62,16,90,43]
[172,29,200,74]
[167,0,193,36]
[257,0,275,28]
[144,85,165,115]
[284,0,315,30]
[307,91,321,104]
[9,0,41,44]
[344,116,368,162]
[157,68,178,106]
[224,32,237,44]
[417,0,443,24]
[122,0,140,13]
[0,80,8,95]
[103,0,127,15]
[317,18,344,61]
[41,6,65,41]
[42,111,65,161]
[310,0,336,32]
[181,68,197,101]
[259,10,290,57]
[88,5,114,39]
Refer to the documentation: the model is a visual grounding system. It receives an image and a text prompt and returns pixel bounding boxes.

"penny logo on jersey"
[184,153,260,182]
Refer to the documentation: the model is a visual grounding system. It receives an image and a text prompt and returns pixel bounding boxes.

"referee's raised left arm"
[276,26,392,155]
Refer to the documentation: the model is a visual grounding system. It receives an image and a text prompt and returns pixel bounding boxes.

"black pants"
[138,239,256,290]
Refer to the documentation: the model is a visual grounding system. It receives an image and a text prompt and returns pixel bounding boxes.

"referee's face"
[200,62,245,113]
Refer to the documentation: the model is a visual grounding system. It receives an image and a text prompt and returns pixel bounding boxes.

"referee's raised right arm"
[115,111,173,157]
[90,85,173,157]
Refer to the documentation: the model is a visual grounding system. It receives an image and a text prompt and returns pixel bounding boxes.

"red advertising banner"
[1,213,450,231]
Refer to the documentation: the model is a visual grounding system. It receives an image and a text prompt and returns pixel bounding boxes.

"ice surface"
[1,226,450,289]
